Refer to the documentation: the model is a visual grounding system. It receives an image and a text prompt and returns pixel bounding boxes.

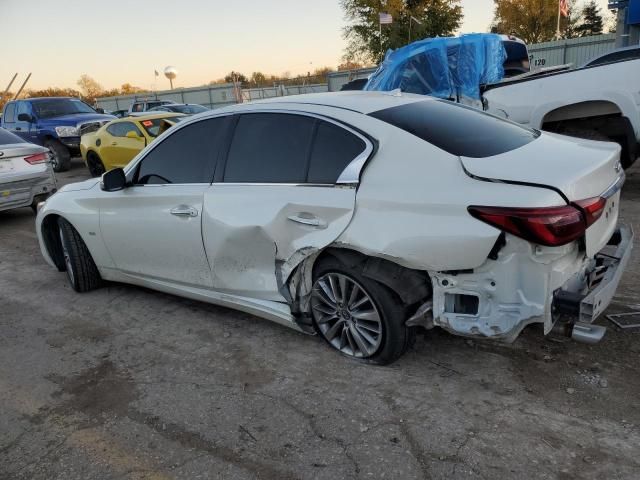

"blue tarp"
[364,33,507,100]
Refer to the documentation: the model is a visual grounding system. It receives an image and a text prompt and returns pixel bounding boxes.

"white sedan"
[35,92,633,364]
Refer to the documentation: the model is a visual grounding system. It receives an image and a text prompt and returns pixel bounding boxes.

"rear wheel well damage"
[282,246,432,333]
[41,214,66,272]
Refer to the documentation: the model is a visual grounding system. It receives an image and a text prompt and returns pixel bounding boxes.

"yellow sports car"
[80,113,185,176]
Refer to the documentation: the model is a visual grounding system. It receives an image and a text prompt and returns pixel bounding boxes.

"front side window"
[223,113,316,183]
[17,101,31,117]
[106,121,142,137]
[3,103,16,123]
[134,117,229,185]
[131,103,144,112]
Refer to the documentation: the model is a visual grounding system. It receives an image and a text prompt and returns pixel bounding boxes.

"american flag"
[559,0,569,17]
[379,12,393,24]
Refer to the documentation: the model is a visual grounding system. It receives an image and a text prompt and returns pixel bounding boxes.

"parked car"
[147,103,208,115]
[0,97,115,172]
[80,113,185,176]
[0,128,56,213]
[582,45,640,67]
[36,92,632,364]
[109,109,130,118]
[128,100,176,114]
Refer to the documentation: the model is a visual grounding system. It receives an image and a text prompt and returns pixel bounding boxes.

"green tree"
[575,0,604,36]
[342,0,463,63]
[492,0,559,44]
[250,71,268,86]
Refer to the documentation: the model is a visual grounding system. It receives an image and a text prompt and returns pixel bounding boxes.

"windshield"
[139,117,181,137]
[32,99,97,119]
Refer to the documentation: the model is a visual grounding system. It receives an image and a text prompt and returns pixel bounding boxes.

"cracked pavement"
[1,159,640,479]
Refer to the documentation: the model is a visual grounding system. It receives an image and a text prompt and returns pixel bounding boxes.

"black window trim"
[214,109,375,187]
[125,115,234,187]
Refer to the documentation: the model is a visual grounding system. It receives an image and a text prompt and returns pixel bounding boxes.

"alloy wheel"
[311,273,383,358]
[49,150,59,170]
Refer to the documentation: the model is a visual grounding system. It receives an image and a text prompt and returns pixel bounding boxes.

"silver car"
[0,128,56,213]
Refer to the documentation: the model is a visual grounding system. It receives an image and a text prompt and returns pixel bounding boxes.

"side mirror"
[96,108,105,114]
[17,113,33,122]
[101,168,127,192]
[126,130,142,140]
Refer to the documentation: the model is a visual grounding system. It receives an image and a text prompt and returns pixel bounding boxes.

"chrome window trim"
[124,106,375,186]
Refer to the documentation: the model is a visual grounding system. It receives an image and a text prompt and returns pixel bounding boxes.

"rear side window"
[223,113,316,183]
[587,48,640,66]
[0,127,23,144]
[369,99,538,158]
[135,117,229,185]
[308,122,366,183]
[3,103,16,123]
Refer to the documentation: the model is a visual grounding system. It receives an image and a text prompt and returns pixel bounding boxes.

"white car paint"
[483,58,640,140]
[35,92,632,344]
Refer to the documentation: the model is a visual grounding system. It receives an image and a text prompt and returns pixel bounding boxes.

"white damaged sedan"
[36,92,633,364]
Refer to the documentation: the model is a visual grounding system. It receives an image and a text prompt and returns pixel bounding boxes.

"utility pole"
[14,73,32,100]
[2,73,18,100]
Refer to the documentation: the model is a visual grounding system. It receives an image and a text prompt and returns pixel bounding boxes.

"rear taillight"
[573,197,606,228]
[24,152,48,165]
[468,205,586,247]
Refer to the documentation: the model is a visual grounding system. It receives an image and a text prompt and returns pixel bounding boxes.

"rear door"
[202,111,372,301]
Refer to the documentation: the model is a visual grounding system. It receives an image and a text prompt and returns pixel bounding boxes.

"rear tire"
[86,151,106,177]
[45,139,71,172]
[310,256,414,365]
[57,218,102,292]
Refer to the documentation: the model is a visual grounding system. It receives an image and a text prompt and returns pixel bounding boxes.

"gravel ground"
[1,158,640,480]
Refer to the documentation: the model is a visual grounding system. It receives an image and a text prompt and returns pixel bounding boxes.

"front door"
[100,116,230,287]
[203,112,371,301]
[101,121,146,168]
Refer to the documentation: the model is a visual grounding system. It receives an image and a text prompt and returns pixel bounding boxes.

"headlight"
[55,126,80,137]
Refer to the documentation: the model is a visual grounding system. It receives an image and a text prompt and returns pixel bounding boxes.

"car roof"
[230,91,432,114]
[23,97,77,102]
[115,112,185,121]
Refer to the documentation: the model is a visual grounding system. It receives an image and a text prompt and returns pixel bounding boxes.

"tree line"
[342,0,613,62]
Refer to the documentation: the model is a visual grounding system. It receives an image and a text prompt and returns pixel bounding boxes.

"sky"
[1,0,612,91]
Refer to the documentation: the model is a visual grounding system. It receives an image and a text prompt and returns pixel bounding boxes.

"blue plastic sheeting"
[364,34,507,100]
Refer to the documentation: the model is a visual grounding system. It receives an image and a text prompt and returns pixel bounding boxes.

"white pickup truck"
[482,58,640,168]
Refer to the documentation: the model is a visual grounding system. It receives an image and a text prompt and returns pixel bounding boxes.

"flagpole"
[557,0,562,39]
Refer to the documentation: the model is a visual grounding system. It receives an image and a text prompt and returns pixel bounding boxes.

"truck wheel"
[57,218,102,292]
[45,139,71,172]
[86,151,106,177]
[310,256,414,365]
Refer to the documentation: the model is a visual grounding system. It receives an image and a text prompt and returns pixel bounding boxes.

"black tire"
[311,256,414,365]
[57,218,102,292]
[86,151,106,177]
[45,139,71,172]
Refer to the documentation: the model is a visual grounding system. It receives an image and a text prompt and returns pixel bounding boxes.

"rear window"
[0,127,24,145]
[369,99,538,158]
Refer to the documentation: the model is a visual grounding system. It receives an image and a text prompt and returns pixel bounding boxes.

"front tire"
[310,256,414,365]
[58,218,102,292]
[45,139,71,172]
[86,151,106,177]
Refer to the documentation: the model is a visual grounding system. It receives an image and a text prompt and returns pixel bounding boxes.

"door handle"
[15,127,21,131]
[287,214,327,228]
[111,142,117,146]
[170,206,198,217]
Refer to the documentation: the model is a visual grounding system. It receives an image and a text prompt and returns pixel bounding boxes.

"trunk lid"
[0,144,50,182]
[461,132,623,256]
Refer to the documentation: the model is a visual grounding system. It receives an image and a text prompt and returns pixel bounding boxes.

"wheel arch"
[40,213,66,271]
[541,100,623,126]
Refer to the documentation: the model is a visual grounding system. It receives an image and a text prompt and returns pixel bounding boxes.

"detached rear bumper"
[553,224,634,341]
